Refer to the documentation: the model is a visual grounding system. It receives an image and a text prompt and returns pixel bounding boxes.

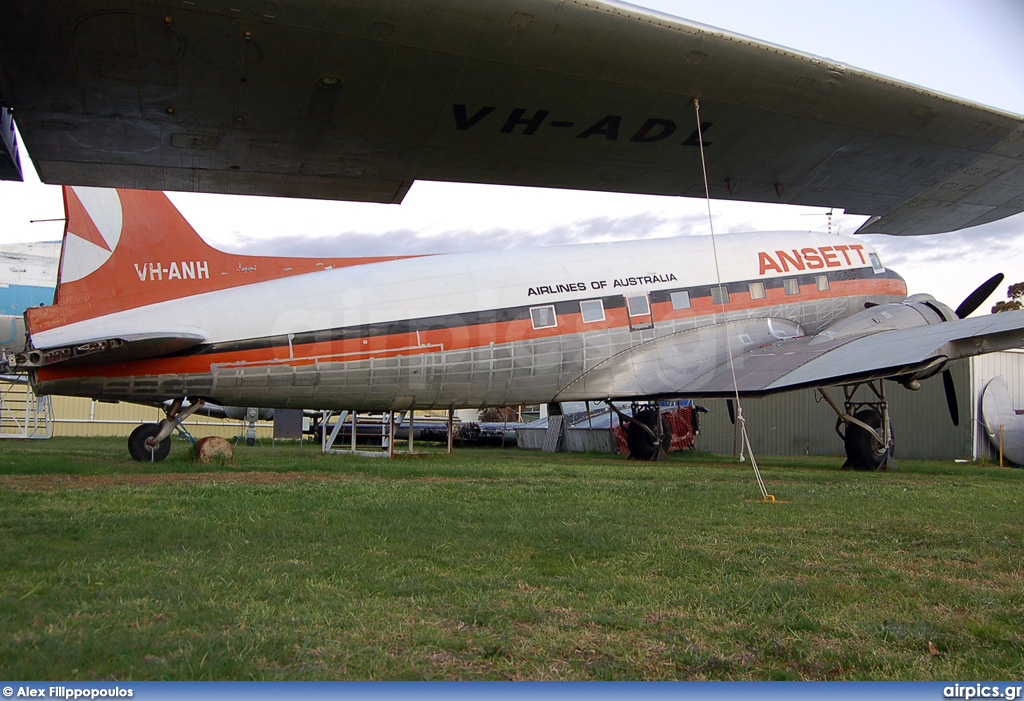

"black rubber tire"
[843,408,893,470]
[626,407,672,461]
[128,423,171,462]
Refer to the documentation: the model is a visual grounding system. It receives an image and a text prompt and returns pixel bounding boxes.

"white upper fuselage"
[30,230,894,351]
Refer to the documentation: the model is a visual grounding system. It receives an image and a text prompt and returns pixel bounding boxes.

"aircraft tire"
[843,408,893,470]
[626,407,671,461]
[128,423,172,462]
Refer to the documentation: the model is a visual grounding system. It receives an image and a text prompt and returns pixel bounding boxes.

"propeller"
[940,273,1005,426]
[942,369,960,427]
[954,273,1004,320]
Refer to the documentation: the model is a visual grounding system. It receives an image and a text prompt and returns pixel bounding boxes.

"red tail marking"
[28,187,421,334]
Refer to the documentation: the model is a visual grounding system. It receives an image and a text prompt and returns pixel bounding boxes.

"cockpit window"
[869,252,885,274]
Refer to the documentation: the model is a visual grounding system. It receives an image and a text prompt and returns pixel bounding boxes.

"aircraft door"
[626,293,654,331]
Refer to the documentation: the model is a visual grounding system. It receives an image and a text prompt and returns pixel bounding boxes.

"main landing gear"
[818,381,895,470]
[605,400,672,461]
[128,398,204,462]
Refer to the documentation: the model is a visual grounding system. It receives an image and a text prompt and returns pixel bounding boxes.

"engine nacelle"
[815,294,956,341]
[814,294,956,388]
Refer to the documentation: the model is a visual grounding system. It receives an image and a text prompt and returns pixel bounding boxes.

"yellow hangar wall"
[47,396,274,440]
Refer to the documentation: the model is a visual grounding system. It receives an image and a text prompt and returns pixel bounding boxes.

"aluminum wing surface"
[554,310,1024,400]
[1,1,1023,234]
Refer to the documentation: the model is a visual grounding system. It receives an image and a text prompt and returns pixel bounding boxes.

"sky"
[1,0,1022,309]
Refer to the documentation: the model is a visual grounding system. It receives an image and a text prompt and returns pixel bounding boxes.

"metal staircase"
[0,375,53,439]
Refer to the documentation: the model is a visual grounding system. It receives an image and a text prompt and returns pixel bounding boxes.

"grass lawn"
[1,437,1022,680]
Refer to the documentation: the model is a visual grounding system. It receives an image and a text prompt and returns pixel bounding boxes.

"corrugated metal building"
[971,349,1024,462]
[695,351,1024,462]
[38,395,273,441]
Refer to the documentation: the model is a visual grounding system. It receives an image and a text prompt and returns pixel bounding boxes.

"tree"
[992,282,1024,313]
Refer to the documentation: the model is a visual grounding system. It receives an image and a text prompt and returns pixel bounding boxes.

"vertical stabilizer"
[29,187,414,334]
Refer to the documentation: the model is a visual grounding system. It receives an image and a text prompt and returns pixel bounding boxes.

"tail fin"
[29,186,409,334]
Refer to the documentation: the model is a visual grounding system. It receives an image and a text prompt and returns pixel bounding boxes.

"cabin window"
[870,252,885,274]
[711,285,730,305]
[530,305,557,329]
[626,294,650,317]
[816,275,830,291]
[748,281,766,300]
[783,278,800,295]
[670,290,691,310]
[580,299,605,323]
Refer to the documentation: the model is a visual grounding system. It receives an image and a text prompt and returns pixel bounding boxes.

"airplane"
[0,241,59,360]
[10,185,1024,465]
[2,2,1024,464]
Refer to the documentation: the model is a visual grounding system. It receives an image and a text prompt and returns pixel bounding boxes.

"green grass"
[1,437,1023,679]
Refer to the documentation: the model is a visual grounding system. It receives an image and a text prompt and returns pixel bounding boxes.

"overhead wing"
[0,107,20,182]
[1,1,1023,234]
[555,309,1024,400]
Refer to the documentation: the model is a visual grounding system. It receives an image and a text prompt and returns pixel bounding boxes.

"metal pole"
[388,412,395,458]
[447,408,454,454]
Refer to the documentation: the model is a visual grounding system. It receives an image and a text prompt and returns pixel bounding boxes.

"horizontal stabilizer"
[15,332,205,368]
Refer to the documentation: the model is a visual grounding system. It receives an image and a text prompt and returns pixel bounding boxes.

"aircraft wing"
[1,1,1023,234]
[555,310,1024,400]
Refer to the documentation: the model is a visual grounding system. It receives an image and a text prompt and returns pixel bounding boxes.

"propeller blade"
[942,369,960,426]
[726,398,736,425]
[955,273,1004,319]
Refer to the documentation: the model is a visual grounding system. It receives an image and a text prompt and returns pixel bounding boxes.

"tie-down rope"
[692,98,774,503]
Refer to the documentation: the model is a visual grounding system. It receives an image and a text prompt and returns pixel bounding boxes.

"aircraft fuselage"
[29,231,906,410]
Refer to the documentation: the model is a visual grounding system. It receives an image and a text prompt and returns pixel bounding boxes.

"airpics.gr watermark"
[945,685,1024,700]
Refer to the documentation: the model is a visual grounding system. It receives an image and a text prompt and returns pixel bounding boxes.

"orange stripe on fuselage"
[35,275,906,383]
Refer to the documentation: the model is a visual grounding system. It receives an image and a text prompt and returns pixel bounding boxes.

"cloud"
[863,217,1024,274]
[216,210,703,257]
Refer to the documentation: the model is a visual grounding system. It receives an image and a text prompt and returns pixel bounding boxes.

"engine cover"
[814,295,955,341]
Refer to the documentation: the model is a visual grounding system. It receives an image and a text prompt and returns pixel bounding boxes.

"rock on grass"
[194,436,233,464]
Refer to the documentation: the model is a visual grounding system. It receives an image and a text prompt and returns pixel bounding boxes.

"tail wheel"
[843,408,894,471]
[128,423,171,462]
[626,406,672,461]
